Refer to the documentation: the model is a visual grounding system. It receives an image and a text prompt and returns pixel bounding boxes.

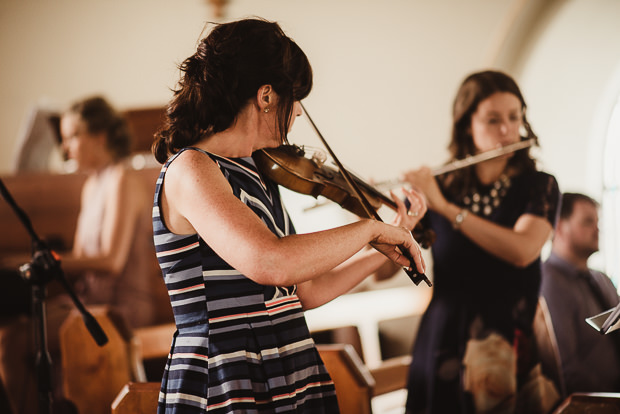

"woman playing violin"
[396,70,561,414]
[151,18,425,414]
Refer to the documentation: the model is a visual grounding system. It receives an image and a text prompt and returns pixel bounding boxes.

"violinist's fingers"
[370,227,426,274]
[400,232,426,275]
[370,243,410,267]
[411,240,426,274]
[375,243,425,275]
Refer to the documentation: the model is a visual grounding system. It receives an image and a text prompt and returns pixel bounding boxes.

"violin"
[252,104,432,287]
[254,145,436,249]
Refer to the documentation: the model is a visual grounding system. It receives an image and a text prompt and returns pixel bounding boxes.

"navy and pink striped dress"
[153,147,339,413]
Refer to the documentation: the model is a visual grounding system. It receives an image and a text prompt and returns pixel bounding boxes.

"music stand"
[586,306,620,335]
[0,178,108,414]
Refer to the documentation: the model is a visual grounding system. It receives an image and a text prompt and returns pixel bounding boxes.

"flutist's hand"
[390,188,427,231]
[401,167,448,212]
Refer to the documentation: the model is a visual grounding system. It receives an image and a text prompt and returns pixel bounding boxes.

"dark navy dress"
[405,170,560,414]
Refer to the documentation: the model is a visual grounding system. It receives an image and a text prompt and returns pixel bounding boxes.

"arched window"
[601,94,620,288]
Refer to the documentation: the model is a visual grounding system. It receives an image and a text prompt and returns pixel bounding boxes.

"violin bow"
[300,103,431,287]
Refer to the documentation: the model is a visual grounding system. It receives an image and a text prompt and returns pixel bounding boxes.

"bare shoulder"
[110,165,144,195]
[107,164,151,211]
[161,149,236,234]
[164,149,230,195]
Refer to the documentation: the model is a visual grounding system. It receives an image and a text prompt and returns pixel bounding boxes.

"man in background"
[541,192,620,395]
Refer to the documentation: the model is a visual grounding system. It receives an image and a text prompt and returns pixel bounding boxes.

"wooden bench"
[112,344,388,414]
[533,296,566,399]
[110,321,410,414]
[553,392,620,413]
[60,306,145,414]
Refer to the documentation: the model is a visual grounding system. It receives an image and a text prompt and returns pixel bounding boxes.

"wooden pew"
[318,344,375,414]
[133,322,411,394]
[112,344,378,414]
[113,322,409,414]
[371,354,412,396]
[0,172,86,256]
[0,167,160,257]
[533,296,566,399]
[112,382,160,414]
[113,343,379,414]
[553,392,620,413]
[123,107,166,154]
[60,306,145,414]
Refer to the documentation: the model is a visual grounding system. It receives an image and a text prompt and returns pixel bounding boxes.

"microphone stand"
[0,178,108,414]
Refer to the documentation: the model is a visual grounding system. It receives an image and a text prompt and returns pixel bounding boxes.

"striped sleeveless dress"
[153,147,339,413]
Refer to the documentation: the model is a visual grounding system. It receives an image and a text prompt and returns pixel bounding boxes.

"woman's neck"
[82,155,115,175]
[193,132,255,158]
[475,157,509,185]
[194,107,266,158]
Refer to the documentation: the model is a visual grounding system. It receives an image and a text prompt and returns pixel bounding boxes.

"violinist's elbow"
[263,268,294,286]
[243,253,295,286]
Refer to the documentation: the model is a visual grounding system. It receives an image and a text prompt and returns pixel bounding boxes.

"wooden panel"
[311,325,364,363]
[115,343,375,414]
[134,322,176,361]
[123,107,166,154]
[369,355,411,396]
[60,306,136,414]
[317,344,375,414]
[0,172,86,255]
[0,168,160,258]
[131,329,413,413]
[534,296,566,398]
[112,382,160,414]
[554,392,620,413]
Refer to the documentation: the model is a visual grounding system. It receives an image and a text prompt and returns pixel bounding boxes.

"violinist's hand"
[370,222,426,275]
[401,167,447,212]
[390,188,427,231]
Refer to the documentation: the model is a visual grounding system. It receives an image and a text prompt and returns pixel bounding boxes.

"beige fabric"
[463,333,517,413]
[463,332,560,413]
[73,165,162,328]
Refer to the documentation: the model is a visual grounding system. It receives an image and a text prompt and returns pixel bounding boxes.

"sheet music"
[586,306,620,334]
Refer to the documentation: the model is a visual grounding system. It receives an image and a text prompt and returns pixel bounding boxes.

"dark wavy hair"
[67,96,131,161]
[153,18,313,163]
[441,70,538,197]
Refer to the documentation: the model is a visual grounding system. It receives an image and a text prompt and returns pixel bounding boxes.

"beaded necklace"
[462,174,511,216]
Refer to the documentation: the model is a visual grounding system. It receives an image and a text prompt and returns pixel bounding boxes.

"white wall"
[517,0,620,196]
[1,0,619,273]
[514,0,620,275]
[0,0,213,172]
[0,0,517,178]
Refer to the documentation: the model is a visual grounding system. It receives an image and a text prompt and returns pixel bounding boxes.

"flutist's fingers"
[400,167,444,210]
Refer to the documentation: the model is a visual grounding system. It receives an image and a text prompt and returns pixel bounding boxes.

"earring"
[264,108,270,113]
